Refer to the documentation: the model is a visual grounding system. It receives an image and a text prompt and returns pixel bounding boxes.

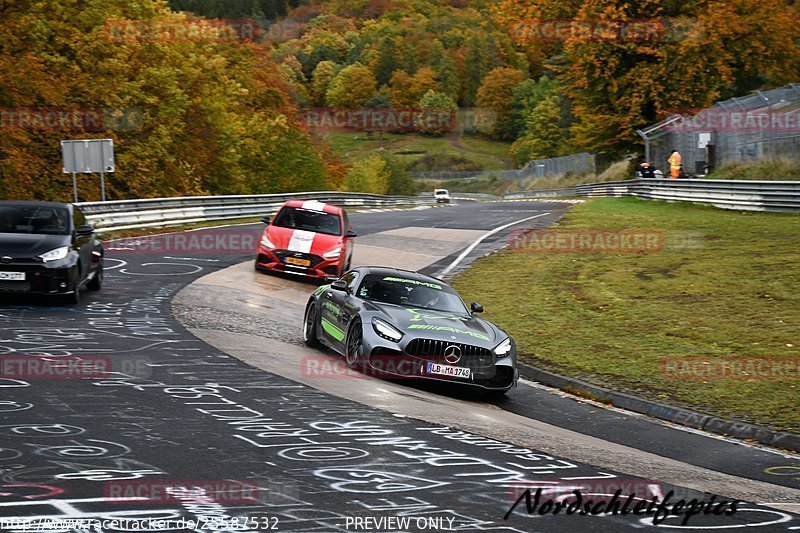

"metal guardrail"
[504,188,577,199]
[575,179,800,212]
[79,178,798,234]
[450,192,502,201]
[77,192,435,233]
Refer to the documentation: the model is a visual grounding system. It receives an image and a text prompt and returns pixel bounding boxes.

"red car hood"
[265,225,341,254]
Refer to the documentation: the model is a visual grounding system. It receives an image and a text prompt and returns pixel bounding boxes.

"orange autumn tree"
[0,0,330,201]
[492,0,800,157]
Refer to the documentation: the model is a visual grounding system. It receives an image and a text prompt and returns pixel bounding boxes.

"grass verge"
[324,131,511,170]
[452,198,800,432]
[707,158,800,180]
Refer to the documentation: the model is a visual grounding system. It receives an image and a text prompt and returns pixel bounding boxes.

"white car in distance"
[434,189,450,204]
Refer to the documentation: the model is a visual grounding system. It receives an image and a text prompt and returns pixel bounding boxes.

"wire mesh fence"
[409,153,596,181]
[638,83,800,176]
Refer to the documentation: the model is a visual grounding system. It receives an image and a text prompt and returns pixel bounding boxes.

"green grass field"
[324,131,511,170]
[452,198,800,432]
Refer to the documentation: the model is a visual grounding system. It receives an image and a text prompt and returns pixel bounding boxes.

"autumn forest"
[0,0,797,201]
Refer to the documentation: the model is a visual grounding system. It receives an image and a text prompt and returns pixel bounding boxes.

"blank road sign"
[61,139,115,174]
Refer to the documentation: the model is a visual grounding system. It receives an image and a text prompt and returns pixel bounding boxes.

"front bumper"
[256,247,342,279]
[0,262,78,296]
[359,329,517,391]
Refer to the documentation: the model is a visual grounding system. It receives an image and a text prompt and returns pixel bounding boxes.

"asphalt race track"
[0,200,798,532]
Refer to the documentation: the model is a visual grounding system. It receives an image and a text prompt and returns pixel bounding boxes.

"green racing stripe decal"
[313,284,330,297]
[320,318,345,342]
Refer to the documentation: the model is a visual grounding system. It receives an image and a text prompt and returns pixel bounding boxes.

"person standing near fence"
[667,149,682,179]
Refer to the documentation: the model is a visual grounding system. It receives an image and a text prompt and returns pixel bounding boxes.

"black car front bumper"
[0,261,78,296]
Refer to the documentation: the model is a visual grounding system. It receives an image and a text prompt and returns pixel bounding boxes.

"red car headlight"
[260,234,276,249]
[322,247,342,259]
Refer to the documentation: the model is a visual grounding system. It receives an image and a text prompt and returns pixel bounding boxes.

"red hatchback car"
[255,200,356,280]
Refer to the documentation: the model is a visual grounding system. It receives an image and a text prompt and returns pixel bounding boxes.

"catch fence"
[638,84,800,176]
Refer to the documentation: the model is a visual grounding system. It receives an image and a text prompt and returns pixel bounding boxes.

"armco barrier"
[77,192,434,233]
[575,179,800,213]
[504,188,577,199]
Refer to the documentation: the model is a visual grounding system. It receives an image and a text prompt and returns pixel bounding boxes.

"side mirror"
[345,230,357,238]
[470,302,484,314]
[76,224,95,236]
[260,216,271,224]
[330,279,347,292]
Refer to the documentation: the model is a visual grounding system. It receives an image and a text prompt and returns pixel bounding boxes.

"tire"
[88,260,103,290]
[344,320,364,371]
[303,301,320,347]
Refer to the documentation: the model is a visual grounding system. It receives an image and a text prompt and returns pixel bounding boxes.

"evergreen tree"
[382,154,416,195]
[462,35,485,107]
[375,36,401,87]
[428,40,459,101]
[511,95,566,166]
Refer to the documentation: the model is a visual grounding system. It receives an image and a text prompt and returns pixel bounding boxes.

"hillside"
[1,0,797,200]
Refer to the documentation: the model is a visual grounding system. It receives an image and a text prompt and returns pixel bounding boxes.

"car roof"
[0,201,73,211]
[355,266,449,287]
[281,199,342,215]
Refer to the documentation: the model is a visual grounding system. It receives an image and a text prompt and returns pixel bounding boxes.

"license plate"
[285,257,311,267]
[426,362,471,379]
[0,272,24,281]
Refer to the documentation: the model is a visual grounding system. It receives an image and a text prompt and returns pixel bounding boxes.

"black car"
[303,266,518,395]
[0,201,103,304]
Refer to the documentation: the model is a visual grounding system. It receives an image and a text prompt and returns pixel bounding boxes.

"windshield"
[0,205,70,235]
[272,206,341,236]
[357,274,468,314]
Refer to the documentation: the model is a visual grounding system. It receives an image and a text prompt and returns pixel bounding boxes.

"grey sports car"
[303,266,518,394]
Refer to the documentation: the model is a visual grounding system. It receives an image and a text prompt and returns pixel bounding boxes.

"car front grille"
[0,280,32,292]
[272,250,324,267]
[405,338,494,369]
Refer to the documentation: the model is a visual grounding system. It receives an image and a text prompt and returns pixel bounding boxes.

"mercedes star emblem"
[444,345,462,364]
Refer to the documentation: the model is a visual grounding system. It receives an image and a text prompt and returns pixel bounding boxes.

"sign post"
[61,139,115,202]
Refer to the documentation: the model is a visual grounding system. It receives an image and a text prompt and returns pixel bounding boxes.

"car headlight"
[259,234,276,249]
[494,338,512,357]
[372,318,403,342]
[323,247,342,259]
[39,246,69,262]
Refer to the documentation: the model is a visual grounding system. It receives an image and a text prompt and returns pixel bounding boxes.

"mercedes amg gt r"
[303,266,518,394]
